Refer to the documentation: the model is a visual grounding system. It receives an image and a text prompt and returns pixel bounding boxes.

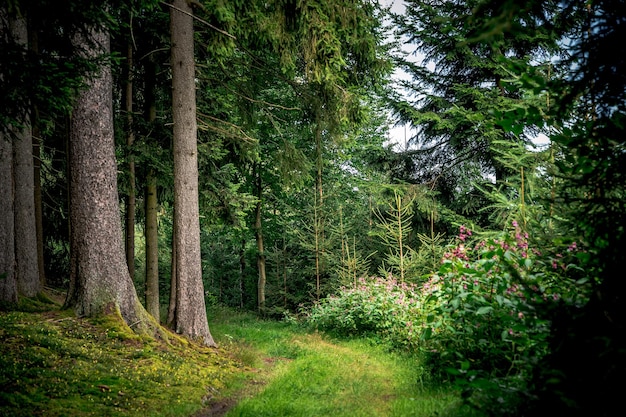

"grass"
[208,307,463,417]
[1,296,464,417]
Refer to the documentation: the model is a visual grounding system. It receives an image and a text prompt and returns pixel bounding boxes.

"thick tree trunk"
[169,0,215,346]
[65,26,149,330]
[10,12,40,298]
[0,131,18,306]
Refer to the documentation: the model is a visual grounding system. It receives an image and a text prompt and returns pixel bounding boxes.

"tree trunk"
[167,216,177,327]
[313,106,324,301]
[144,55,160,322]
[0,130,18,306]
[169,0,215,346]
[10,12,40,298]
[65,26,149,330]
[253,163,267,313]
[124,42,136,282]
[29,20,46,288]
[145,170,159,321]
[239,239,246,309]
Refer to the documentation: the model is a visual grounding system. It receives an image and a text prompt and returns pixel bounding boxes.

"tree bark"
[65,26,149,330]
[124,42,136,282]
[169,0,215,346]
[145,170,159,320]
[0,130,18,306]
[253,163,267,313]
[29,20,46,288]
[10,12,40,298]
[167,216,177,327]
[144,55,160,322]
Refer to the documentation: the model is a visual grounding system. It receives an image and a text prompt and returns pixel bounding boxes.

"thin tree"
[168,0,215,346]
[10,12,40,298]
[0,129,17,306]
[253,162,267,312]
[143,54,160,322]
[0,9,41,301]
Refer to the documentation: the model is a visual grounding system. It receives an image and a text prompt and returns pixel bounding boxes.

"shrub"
[304,276,422,350]
[419,223,588,415]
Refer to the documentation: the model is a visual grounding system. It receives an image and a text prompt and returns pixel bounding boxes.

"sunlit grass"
[209,307,460,417]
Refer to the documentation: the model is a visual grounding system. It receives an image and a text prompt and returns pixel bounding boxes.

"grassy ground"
[208,308,461,417]
[0,295,462,417]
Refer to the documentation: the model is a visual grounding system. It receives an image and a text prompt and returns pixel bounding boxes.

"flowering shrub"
[304,276,422,350]
[420,222,587,415]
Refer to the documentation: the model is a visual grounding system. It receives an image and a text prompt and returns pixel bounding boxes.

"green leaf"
[421,327,433,340]
[476,306,493,315]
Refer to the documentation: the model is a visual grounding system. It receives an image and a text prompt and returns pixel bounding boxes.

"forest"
[1,0,625,416]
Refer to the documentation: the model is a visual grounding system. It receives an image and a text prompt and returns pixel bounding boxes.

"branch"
[160,1,236,40]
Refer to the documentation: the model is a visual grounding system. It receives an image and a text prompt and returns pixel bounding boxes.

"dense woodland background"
[1,1,625,416]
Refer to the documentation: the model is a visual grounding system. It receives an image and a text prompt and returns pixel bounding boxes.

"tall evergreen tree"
[388,0,562,225]
[168,0,215,347]
[0,6,41,301]
[65,22,152,330]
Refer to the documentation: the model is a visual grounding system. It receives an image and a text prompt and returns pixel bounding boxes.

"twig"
[160,1,236,40]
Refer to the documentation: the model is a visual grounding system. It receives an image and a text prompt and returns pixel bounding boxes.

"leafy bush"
[419,223,588,415]
[304,276,422,350]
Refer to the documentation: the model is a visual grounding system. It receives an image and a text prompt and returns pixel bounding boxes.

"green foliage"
[419,224,587,415]
[304,276,422,351]
[373,189,416,283]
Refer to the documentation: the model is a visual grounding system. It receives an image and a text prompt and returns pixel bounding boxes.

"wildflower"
[512,220,518,228]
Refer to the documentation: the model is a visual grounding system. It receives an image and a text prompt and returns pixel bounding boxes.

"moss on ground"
[0,297,250,417]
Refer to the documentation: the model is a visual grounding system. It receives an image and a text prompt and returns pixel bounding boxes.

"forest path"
[203,312,456,417]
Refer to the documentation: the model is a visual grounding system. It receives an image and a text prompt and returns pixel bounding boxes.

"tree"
[0,7,41,301]
[388,0,561,227]
[143,53,161,322]
[168,0,215,347]
[0,130,17,306]
[64,22,151,329]
[123,40,136,282]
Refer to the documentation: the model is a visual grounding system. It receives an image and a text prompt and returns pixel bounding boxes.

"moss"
[0,308,246,417]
